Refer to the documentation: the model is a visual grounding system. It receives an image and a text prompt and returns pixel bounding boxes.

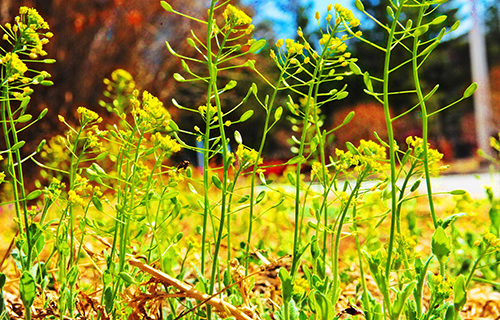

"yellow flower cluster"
[319,35,347,53]
[77,106,103,125]
[19,7,49,29]
[405,136,444,173]
[236,144,261,168]
[198,103,218,121]
[151,132,181,154]
[0,171,5,185]
[335,140,388,174]
[223,4,252,27]
[131,91,171,130]
[46,177,66,201]
[68,174,103,206]
[15,7,51,58]
[86,129,106,153]
[0,52,28,77]
[475,232,500,251]
[428,274,454,301]
[275,39,305,57]
[334,4,360,27]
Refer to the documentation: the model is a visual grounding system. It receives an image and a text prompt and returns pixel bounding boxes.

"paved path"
[422,172,500,198]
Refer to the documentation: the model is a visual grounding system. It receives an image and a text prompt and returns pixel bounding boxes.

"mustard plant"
[0,7,54,320]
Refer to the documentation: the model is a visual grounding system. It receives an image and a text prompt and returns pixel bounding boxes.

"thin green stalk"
[382,3,406,318]
[245,69,286,274]
[332,175,363,296]
[2,88,31,268]
[411,5,438,229]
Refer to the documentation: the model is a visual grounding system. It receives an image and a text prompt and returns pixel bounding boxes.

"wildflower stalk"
[1,88,32,268]
[245,70,286,273]
[381,3,404,317]
[412,6,438,229]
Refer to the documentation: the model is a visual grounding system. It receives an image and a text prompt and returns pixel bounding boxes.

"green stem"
[412,5,438,229]
[383,3,405,318]
[245,69,286,274]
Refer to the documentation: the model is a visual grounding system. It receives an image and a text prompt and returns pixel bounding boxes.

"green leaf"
[414,25,429,36]
[18,114,32,123]
[349,62,362,75]
[212,174,222,190]
[67,266,79,285]
[255,190,266,204]
[11,140,25,151]
[391,281,416,319]
[181,60,191,73]
[164,189,179,199]
[420,41,440,56]
[431,227,451,264]
[251,83,258,95]
[287,172,296,186]
[336,91,349,100]
[104,286,114,313]
[224,80,237,91]
[440,212,466,229]
[287,155,304,165]
[160,1,173,12]
[463,82,478,98]
[96,151,108,160]
[234,131,243,144]
[119,272,136,286]
[346,142,359,155]
[20,271,36,308]
[248,39,266,53]
[169,120,179,132]
[90,163,107,177]
[450,20,461,31]
[278,268,293,303]
[238,194,249,203]
[386,6,395,18]
[36,139,46,153]
[0,273,6,289]
[405,19,413,30]
[410,179,421,192]
[355,0,365,12]
[173,73,185,82]
[454,275,467,312]
[431,15,447,25]
[38,108,48,120]
[26,189,42,201]
[314,291,330,320]
[92,196,104,212]
[274,106,283,122]
[173,232,183,243]
[342,111,355,125]
[239,110,253,122]
[363,72,373,92]
[186,38,196,47]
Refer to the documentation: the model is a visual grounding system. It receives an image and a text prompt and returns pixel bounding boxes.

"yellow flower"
[1,52,28,75]
[236,144,262,168]
[152,132,181,153]
[223,4,252,26]
[334,4,360,27]
[77,106,102,125]
[315,11,320,20]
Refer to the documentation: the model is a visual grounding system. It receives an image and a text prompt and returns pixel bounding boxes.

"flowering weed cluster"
[0,1,496,320]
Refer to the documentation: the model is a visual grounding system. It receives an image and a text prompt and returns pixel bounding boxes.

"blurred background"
[1,0,499,171]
